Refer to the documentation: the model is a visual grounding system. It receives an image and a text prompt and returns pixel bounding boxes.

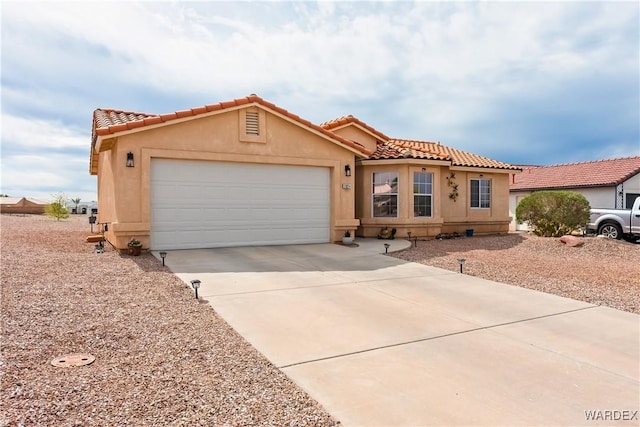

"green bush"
[515,191,590,237]
[46,193,69,221]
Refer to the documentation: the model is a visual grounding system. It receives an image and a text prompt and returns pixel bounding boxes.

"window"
[373,172,398,217]
[626,193,640,209]
[413,172,433,217]
[470,178,491,208]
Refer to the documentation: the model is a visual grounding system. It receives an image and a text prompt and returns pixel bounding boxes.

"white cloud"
[0,0,637,201]
[2,114,87,150]
[1,114,94,200]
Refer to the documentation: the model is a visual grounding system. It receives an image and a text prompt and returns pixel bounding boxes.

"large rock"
[559,235,585,247]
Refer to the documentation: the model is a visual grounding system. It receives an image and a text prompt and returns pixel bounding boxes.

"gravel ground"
[0,215,339,427]
[391,232,640,314]
[3,215,638,426]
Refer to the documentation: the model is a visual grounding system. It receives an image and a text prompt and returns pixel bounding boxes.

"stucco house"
[0,197,48,215]
[90,95,520,250]
[509,156,640,231]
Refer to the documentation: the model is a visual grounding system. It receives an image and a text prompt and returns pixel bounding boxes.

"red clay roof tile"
[91,96,518,171]
[367,139,520,170]
[510,156,640,190]
[321,115,390,141]
[91,95,372,156]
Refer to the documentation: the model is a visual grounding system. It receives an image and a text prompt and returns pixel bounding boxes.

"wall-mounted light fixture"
[126,152,134,167]
[345,164,351,177]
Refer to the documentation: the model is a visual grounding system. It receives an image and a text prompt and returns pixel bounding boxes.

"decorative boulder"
[559,235,585,247]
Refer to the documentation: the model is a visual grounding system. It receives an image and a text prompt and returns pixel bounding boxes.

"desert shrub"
[515,191,590,237]
[46,193,69,221]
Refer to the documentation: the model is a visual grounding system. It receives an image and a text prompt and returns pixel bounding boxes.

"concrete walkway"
[157,240,639,426]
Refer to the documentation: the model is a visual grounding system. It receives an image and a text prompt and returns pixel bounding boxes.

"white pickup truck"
[587,196,640,240]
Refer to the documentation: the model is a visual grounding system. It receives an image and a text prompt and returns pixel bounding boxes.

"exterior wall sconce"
[126,152,134,167]
[190,279,201,299]
[345,164,351,177]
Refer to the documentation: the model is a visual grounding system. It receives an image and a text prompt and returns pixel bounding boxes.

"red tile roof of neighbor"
[510,156,640,190]
[92,95,519,171]
[92,95,371,156]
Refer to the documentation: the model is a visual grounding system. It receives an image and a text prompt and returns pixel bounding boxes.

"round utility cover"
[51,353,95,367]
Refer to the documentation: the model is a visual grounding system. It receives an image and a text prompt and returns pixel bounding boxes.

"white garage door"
[150,159,330,250]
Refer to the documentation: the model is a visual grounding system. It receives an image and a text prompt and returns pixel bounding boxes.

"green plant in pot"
[128,237,142,256]
[342,230,353,245]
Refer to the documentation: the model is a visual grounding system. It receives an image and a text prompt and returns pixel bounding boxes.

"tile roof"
[320,115,390,141]
[369,139,521,170]
[510,156,640,190]
[91,95,371,156]
[90,95,519,173]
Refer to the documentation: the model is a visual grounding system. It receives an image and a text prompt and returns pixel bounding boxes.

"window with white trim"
[413,172,433,217]
[372,172,398,217]
[470,178,491,208]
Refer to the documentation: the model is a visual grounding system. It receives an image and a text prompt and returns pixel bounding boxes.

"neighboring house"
[90,95,520,250]
[66,201,98,215]
[509,156,640,231]
[0,197,48,215]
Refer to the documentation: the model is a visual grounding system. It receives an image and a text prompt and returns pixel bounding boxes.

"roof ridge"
[95,107,157,117]
[92,95,372,157]
[320,115,390,141]
[537,155,640,168]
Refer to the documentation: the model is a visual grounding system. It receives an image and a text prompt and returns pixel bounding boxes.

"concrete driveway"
[158,241,639,426]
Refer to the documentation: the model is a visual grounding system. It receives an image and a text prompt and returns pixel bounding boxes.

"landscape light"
[190,279,201,299]
[384,243,390,254]
[159,251,167,266]
[457,258,466,274]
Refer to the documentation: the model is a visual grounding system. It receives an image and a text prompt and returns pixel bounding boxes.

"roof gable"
[321,117,518,171]
[91,95,371,157]
[320,115,390,142]
[510,156,640,191]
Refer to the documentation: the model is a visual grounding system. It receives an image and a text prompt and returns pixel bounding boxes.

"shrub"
[515,190,590,237]
[46,193,69,221]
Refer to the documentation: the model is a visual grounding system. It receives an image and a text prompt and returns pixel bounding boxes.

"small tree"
[47,193,70,221]
[515,190,590,237]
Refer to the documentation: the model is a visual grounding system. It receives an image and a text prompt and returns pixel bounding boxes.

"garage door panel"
[151,160,330,250]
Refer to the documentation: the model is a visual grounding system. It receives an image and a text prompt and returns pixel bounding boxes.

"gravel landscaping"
[3,215,639,426]
[391,232,640,314]
[1,215,339,426]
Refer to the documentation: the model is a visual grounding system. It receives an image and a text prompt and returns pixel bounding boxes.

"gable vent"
[246,111,259,136]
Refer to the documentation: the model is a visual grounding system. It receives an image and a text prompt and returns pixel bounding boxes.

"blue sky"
[1,1,639,202]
